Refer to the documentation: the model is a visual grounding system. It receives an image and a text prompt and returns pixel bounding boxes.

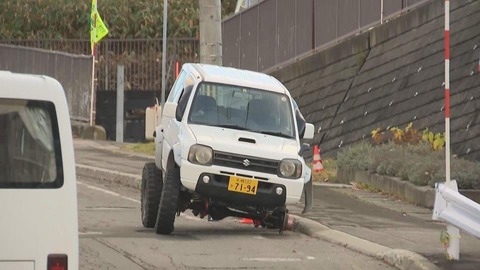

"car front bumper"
[180,160,305,206]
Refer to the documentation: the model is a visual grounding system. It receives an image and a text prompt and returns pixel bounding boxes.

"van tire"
[141,162,163,228]
[154,166,181,234]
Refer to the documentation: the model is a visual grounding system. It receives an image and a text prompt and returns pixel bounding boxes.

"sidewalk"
[289,186,480,270]
[74,139,480,270]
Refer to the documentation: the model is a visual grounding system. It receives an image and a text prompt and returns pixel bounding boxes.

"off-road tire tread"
[141,162,163,228]
[155,167,181,234]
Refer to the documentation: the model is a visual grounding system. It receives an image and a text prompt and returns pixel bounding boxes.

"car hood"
[189,125,299,160]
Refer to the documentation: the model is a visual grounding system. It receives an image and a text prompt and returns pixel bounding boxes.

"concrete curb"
[313,182,353,189]
[72,122,106,140]
[337,168,480,208]
[377,249,440,270]
[292,215,440,270]
[76,164,142,190]
[75,150,438,270]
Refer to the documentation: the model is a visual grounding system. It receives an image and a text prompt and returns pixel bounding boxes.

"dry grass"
[310,158,337,183]
[122,142,156,156]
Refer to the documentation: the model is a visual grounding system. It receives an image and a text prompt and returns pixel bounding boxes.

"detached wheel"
[155,166,181,234]
[141,162,163,228]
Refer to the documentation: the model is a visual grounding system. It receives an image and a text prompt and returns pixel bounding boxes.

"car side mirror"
[303,123,314,139]
[298,143,311,156]
[163,102,178,119]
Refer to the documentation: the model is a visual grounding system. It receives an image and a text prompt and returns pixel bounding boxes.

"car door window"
[166,71,187,103]
[176,85,194,121]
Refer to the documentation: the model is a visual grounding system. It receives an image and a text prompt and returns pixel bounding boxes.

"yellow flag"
[90,0,109,51]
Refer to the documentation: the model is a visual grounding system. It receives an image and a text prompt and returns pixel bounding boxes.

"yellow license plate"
[228,176,258,195]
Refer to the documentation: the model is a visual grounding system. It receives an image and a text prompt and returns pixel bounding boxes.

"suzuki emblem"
[243,159,251,167]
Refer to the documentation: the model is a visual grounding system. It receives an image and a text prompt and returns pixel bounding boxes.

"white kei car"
[141,63,314,234]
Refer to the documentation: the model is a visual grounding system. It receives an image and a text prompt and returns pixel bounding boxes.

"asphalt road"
[74,139,480,269]
[77,174,394,270]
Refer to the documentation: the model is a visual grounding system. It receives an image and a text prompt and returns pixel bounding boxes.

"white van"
[0,72,78,270]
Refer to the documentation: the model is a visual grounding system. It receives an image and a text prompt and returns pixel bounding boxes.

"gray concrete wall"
[0,44,93,122]
[270,0,480,161]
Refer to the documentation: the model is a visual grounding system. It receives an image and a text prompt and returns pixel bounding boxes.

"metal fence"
[0,44,92,122]
[222,0,430,72]
[0,38,199,92]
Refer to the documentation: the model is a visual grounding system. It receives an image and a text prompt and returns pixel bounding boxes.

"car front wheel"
[154,166,181,234]
[141,162,163,228]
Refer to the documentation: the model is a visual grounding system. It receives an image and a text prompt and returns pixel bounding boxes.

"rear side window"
[0,98,63,188]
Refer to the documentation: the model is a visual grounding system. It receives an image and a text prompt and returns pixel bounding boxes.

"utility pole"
[199,0,222,65]
[161,0,168,110]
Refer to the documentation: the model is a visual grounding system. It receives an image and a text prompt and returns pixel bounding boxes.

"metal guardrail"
[433,180,480,260]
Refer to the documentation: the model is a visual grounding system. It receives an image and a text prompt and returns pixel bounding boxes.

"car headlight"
[188,144,213,166]
[278,159,302,179]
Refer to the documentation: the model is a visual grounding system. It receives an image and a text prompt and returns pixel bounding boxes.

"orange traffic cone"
[312,145,324,173]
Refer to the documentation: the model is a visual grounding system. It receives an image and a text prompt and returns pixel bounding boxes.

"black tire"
[141,162,163,228]
[154,166,181,234]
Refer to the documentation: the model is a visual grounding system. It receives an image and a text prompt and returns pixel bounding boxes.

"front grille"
[213,151,279,175]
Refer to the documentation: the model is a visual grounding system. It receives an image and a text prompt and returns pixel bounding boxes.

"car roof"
[0,71,65,103]
[187,63,288,94]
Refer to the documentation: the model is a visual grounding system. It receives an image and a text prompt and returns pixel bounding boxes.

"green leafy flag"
[90,0,109,52]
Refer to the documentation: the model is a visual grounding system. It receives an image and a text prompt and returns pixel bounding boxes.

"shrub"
[0,0,237,39]
[336,141,372,171]
[369,143,405,177]
[406,154,443,186]
[337,139,480,189]
[434,158,480,189]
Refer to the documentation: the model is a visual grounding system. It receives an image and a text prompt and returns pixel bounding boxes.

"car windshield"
[188,82,295,138]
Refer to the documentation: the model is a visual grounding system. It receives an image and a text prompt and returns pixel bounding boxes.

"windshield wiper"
[217,124,250,131]
[258,131,294,139]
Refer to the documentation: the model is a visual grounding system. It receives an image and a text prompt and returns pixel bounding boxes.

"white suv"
[141,64,314,234]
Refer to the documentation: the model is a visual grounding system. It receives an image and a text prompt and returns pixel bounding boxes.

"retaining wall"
[270,0,480,160]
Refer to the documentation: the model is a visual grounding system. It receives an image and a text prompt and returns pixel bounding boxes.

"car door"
[161,70,196,169]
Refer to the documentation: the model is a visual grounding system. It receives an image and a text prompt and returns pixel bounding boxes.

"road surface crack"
[94,238,162,270]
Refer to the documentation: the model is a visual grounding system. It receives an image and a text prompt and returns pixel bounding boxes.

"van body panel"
[0,72,79,269]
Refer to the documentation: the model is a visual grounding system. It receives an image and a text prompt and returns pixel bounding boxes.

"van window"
[0,98,63,188]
